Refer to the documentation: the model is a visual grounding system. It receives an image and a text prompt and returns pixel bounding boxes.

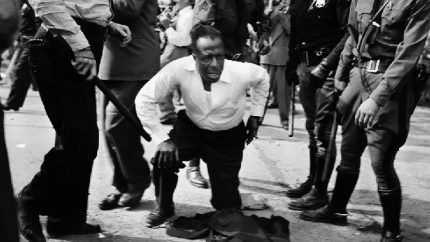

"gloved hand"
[246,116,260,145]
[153,139,180,169]
[310,58,331,89]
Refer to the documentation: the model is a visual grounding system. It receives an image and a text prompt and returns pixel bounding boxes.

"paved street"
[2,85,430,242]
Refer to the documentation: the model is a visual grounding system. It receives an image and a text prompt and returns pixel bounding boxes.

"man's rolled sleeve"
[249,64,270,117]
[29,0,90,52]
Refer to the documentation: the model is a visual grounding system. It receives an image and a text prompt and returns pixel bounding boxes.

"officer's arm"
[321,0,352,70]
[370,1,430,107]
[0,0,20,52]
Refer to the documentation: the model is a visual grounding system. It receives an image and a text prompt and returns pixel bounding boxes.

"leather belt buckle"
[366,59,380,73]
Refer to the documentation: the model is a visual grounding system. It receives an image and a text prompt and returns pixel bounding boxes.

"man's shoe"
[99,191,122,210]
[18,200,46,242]
[186,166,209,189]
[299,205,348,225]
[3,104,19,111]
[288,188,328,211]
[267,102,278,109]
[46,221,101,237]
[146,208,175,228]
[118,192,143,207]
[286,178,313,198]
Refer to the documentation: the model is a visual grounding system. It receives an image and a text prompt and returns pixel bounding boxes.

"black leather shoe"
[3,104,19,111]
[380,231,403,242]
[18,200,46,242]
[299,205,348,225]
[99,191,122,210]
[46,221,101,237]
[186,166,209,189]
[118,192,143,207]
[286,178,313,198]
[146,208,174,228]
[288,187,328,211]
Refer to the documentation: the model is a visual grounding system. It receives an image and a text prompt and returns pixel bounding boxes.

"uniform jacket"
[0,0,20,51]
[336,0,430,136]
[289,0,350,69]
[260,6,290,66]
[336,0,430,106]
[98,0,160,81]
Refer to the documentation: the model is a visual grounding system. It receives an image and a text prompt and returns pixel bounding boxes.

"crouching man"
[135,24,269,227]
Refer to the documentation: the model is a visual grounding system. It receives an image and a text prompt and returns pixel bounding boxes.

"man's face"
[193,36,225,83]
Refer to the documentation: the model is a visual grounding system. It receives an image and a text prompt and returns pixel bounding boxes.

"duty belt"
[300,47,331,67]
[354,58,393,73]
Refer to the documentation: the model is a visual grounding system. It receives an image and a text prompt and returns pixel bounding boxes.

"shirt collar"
[184,58,232,84]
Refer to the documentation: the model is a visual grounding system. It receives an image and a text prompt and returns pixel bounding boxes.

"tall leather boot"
[288,154,335,210]
[300,170,358,225]
[146,167,178,228]
[286,147,317,198]
[379,187,403,242]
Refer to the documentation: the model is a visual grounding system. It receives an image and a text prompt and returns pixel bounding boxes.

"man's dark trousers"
[102,81,151,193]
[297,62,337,188]
[153,110,247,212]
[19,21,105,224]
[0,108,19,241]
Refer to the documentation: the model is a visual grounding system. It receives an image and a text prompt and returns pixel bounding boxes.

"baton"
[322,106,338,182]
[288,84,295,137]
[94,78,152,142]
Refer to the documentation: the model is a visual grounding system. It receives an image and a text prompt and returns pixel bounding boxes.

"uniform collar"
[184,57,232,84]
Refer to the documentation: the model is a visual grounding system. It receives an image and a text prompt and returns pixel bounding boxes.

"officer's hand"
[311,58,330,80]
[154,139,179,169]
[108,22,132,47]
[334,79,347,93]
[355,98,380,129]
[72,48,97,81]
[246,116,260,145]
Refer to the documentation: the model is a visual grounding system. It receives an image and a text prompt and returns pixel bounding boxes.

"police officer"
[0,1,20,241]
[300,0,430,241]
[17,0,131,241]
[285,0,350,211]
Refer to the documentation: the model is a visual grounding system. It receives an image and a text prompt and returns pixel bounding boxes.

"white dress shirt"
[29,0,112,52]
[165,5,193,47]
[135,55,270,145]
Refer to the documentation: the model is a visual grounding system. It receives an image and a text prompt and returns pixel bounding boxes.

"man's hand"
[159,15,172,30]
[108,22,132,47]
[355,98,380,129]
[154,139,179,169]
[258,38,270,56]
[72,48,97,81]
[334,79,347,93]
[246,116,260,145]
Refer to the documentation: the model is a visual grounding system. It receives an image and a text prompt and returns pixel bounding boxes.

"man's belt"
[354,58,393,73]
[300,47,331,67]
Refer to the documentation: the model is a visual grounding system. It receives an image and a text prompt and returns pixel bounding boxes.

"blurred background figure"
[0,0,20,241]
[2,2,40,112]
[157,0,194,125]
[98,0,160,210]
[260,0,292,130]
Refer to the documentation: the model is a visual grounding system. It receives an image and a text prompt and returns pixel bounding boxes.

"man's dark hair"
[190,24,223,53]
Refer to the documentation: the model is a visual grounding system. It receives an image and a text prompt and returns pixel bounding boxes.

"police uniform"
[286,0,350,209]
[300,0,430,240]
